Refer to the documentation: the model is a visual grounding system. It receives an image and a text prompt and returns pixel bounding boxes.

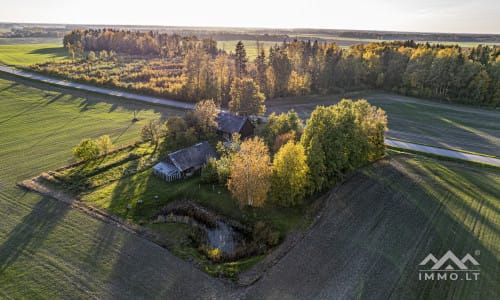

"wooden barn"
[216,111,254,140]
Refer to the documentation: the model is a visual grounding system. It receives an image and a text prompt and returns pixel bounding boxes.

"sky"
[1,0,499,34]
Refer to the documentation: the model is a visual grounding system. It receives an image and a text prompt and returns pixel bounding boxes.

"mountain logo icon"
[419,250,480,270]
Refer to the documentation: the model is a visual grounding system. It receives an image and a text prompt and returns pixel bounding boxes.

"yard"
[36,141,316,279]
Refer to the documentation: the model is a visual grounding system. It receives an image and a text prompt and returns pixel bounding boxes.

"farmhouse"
[153,141,217,182]
[216,111,254,139]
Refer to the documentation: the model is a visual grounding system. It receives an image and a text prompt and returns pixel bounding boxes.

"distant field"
[218,40,279,59]
[0,37,63,45]
[0,43,67,66]
[267,92,500,157]
[292,34,499,48]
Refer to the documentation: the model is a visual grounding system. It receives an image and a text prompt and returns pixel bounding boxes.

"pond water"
[206,220,238,254]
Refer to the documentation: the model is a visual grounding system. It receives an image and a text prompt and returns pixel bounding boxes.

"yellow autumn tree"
[270,141,309,206]
[227,137,271,207]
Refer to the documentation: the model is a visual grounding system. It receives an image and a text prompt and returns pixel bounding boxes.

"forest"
[35,29,500,107]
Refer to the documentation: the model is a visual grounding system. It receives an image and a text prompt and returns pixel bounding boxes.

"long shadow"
[44,93,66,106]
[382,157,500,299]
[29,115,81,150]
[0,82,19,92]
[0,196,69,274]
[101,166,229,298]
[0,72,185,122]
[0,96,55,125]
[242,156,500,299]
[28,47,66,56]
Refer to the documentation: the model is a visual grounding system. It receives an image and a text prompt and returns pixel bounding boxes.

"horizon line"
[1,21,499,37]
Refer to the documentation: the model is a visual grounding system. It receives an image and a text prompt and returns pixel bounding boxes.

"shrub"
[201,157,219,184]
[72,138,100,161]
[253,221,280,248]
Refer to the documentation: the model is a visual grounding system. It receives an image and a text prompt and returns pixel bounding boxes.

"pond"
[206,220,239,254]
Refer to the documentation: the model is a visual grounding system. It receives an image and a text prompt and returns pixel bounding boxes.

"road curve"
[385,139,500,167]
[0,64,195,110]
[1,64,498,167]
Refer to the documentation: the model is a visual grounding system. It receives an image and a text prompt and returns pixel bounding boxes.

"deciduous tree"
[228,137,271,207]
[96,135,113,154]
[73,138,100,161]
[270,141,309,206]
[141,119,163,148]
[228,77,266,116]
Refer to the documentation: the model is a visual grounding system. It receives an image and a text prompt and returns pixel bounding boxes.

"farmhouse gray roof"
[216,112,249,134]
[168,141,216,172]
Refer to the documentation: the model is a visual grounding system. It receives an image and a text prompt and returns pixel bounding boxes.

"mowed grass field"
[0,43,68,66]
[267,92,500,157]
[218,40,279,59]
[0,76,230,299]
[244,153,500,299]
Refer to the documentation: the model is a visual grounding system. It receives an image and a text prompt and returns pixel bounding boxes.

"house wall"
[240,120,255,138]
[153,168,182,182]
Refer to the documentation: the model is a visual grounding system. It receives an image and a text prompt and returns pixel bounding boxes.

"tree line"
[63,29,219,57]
[62,29,500,107]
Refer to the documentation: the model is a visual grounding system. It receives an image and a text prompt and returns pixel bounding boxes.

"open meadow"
[267,92,500,157]
[0,43,67,66]
[218,40,278,59]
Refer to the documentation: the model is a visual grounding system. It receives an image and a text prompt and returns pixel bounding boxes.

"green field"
[267,92,500,157]
[0,43,68,66]
[0,77,232,299]
[218,40,279,59]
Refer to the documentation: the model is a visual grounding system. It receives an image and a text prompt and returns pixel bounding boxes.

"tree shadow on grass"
[28,47,66,58]
[0,94,56,125]
[242,156,499,300]
[0,82,19,92]
[359,156,500,299]
[0,196,69,274]
[43,93,66,106]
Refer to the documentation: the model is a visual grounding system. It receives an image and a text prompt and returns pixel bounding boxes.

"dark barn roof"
[216,112,252,135]
[168,141,216,172]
